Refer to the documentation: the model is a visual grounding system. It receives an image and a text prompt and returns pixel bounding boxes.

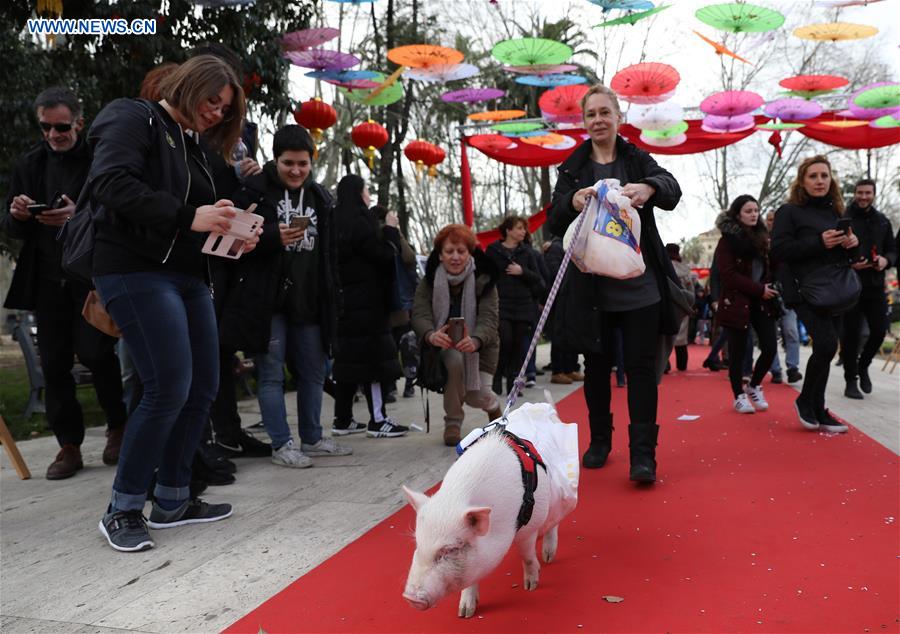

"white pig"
[402,430,564,618]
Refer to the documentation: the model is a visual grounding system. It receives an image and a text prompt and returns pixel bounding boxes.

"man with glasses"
[1,87,126,479]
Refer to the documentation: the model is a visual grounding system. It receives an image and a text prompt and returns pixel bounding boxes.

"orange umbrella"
[793,22,878,42]
[692,30,752,64]
[819,120,868,128]
[467,109,527,122]
[387,44,464,68]
[519,133,566,146]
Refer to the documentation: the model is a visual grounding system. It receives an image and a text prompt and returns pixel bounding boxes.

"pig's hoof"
[542,527,558,563]
[458,588,478,618]
[524,574,539,591]
[541,544,556,564]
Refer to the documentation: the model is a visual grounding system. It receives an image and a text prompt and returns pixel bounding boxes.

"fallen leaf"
[602,595,624,603]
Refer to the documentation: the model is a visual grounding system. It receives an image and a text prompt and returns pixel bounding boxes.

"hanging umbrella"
[640,132,687,147]
[539,84,590,124]
[404,63,480,83]
[340,72,403,106]
[870,115,900,128]
[764,98,822,121]
[468,109,527,122]
[853,83,900,110]
[282,27,340,52]
[641,120,688,138]
[491,37,572,66]
[815,0,885,7]
[587,0,655,11]
[469,134,517,152]
[285,49,360,71]
[700,89,763,116]
[491,121,545,134]
[695,3,785,33]
[520,132,567,146]
[387,44,464,68]
[692,30,752,64]
[846,85,900,119]
[516,74,587,87]
[306,69,379,81]
[626,101,684,130]
[544,135,579,150]
[610,62,680,104]
[780,89,836,100]
[595,5,671,27]
[794,22,878,42]
[701,113,756,133]
[757,122,805,130]
[779,74,849,93]
[441,88,505,103]
[819,119,868,127]
[501,129,550,138]
[325,77,381,90]
[504,63,579,75]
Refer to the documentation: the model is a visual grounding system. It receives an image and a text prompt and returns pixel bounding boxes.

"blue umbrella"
[516,74,588,87]
[305,69,380,81]
[586,0,655,12]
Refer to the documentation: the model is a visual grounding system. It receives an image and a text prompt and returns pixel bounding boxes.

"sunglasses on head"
[39,122,73,133]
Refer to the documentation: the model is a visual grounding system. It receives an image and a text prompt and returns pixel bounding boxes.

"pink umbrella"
[441,88,506,103]
[284,49,360,71]
[701,113,756,133]
[539,84,590,124]
[764,98,823,121]
[700,90,764,116]
[281,27,340,52]
[848,82,900,119]
[504,63,579,75]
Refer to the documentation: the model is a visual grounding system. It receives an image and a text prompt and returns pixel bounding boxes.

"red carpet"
[226,348,899,633]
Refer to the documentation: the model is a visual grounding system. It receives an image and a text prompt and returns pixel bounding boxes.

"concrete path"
[1,344,896,632]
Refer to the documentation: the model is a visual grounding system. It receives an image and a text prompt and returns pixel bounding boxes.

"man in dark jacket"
[1,87,126,479]
[840,179,896,398]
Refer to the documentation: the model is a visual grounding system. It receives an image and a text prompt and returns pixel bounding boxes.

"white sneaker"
[302,437,353,456]
[271,440,312,468]
[733,394,755,414]
[743,385,769,411]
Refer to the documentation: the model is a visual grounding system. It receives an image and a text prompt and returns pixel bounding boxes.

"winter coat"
[546,136,682,353]
[411,248,501,375]
[771,196,859,307]
[1,138,91,309]
[712,213,775,330]
[671,258,693,345]
[218,163,337,354]
[332,201,402,383]
[846,202,896,298]
[484,239,545,324]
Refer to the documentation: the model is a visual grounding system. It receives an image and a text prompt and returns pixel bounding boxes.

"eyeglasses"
[39,122,74,133]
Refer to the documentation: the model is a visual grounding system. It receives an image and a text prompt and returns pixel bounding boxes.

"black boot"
[628,423,659,483]
[858,365,872,394]
[844,379,864,400]
[582,413,613,469]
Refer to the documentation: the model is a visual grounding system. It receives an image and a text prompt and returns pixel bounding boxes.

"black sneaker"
[771,372,783,384]
[367,418,409,438]
[99,510,154,552]
[786,368,803,383]
[332,419,367,436]
[844,381,864,400]
[795,398,819,430]
[147,498,233,529]
[859,366,872,394]
[215,429,272,458]
[403,383,416,398]
[816,409,849,434]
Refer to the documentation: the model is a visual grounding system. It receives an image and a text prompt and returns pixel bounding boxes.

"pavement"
[1,343,897,633]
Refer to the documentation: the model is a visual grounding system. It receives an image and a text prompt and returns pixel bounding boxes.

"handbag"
[798,263,861,315]
[59,202,97,286]
[82,290,121,338]
[415,340,446,393]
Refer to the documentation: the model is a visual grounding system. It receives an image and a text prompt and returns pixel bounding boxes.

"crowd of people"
[2,47,897,553]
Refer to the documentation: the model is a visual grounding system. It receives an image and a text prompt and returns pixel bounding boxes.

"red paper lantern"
[293,98,337,150]
[404,140,434,180]
[351,120,389,169]
[423,144,446,178]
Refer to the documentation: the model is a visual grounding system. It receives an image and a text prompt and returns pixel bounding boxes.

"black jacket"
[2,138,91,309]
[712,214,774,330]
[484,239,545,323]
[546,136,682,352]
[770,197,858,306]
[218,164,337,354]
[846,202,896,297]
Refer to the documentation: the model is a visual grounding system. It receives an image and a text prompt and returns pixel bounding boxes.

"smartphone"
[836,218,852,234]
[27,203,51,215]
[448,317,465,344]
[290,215,310,230]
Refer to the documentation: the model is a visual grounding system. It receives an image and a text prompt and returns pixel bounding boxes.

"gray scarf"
[432,257,480,391]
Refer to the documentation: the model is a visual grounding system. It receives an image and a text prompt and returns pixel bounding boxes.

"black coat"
[218,164,337,355]
[712,214,774,330]
[546,136,682,353]
[1,138,91,309]
[846,202,896,298]
[484,240,545,323]
[332,201,402,383]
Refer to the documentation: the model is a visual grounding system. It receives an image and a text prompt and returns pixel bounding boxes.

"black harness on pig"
[466,429,547,531]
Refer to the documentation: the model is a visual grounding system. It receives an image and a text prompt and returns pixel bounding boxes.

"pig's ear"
[464,507,492,536]
[402,485,429,512]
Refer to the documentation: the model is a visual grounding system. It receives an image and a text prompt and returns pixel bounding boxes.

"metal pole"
[866,149,872,179]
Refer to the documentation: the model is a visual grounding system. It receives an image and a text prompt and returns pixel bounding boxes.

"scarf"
[432,257,480,391]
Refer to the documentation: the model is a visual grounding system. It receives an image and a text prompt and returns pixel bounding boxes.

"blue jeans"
[770,308,800,374]
[254,314,326,449]
[94,271,219,512]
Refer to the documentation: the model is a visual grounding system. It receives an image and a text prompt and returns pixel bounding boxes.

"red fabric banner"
[460,137,474,227]
[799,112,900,150]
[475,205,549,250]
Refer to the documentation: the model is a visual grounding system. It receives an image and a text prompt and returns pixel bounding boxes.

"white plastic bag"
[563,178,645,279]
[503,403,579,522]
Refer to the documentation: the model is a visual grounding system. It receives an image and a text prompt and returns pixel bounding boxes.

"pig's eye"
[434,546,460,562]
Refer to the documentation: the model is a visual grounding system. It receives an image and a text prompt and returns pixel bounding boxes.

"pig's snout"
[403,589,432,611]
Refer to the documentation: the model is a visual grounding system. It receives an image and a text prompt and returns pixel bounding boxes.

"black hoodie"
[847,201,896,297]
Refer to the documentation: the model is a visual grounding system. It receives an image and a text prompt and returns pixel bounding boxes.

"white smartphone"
[202,204,262,260]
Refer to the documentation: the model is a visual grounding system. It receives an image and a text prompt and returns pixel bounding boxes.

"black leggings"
[840,294,888,380]
[498,319,533,382]
[583,302,661,426]
[794,303,842,414]
[725,303,777,398]
[334,381,386,424]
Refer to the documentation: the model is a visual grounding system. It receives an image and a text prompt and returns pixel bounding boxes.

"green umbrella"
[695,3,785,33]
[491,38,572,67]
[340,72,403,106]
[853,84,900,110]
[490,121,545,133]
[757,122,805,130]
[595,5,671,27]
[641,120,688,138]
[781,89,836,100]
[871,115,900,128]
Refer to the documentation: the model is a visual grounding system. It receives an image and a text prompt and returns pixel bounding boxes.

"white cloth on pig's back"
[503,403,579,524]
